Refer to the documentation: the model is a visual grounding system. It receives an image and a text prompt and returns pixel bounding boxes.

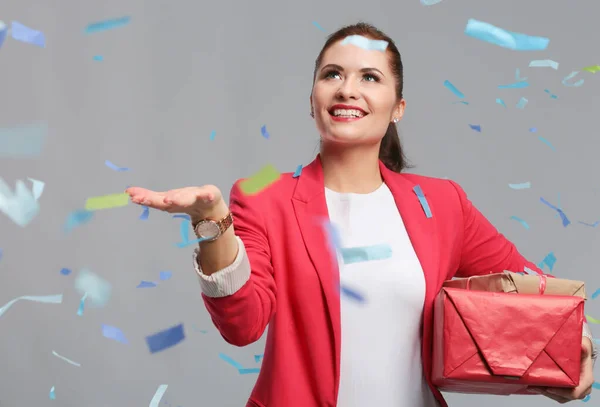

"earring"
[310,111,314,118]
[392,118,399,123]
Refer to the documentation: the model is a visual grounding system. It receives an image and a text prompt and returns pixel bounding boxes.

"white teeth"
[332,109,365,118]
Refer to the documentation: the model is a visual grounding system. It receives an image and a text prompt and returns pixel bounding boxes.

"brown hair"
[312,22,413,173]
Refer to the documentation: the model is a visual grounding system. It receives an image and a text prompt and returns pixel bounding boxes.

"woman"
[127,23,595,407]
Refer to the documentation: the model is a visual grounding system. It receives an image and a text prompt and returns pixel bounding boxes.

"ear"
[309,94,314,113]
[393,98,406,121]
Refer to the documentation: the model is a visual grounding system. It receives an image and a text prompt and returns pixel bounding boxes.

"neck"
[320,144,383,193]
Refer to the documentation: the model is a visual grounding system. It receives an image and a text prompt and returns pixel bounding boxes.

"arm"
[449,180,597,361]
[195,182,276,347]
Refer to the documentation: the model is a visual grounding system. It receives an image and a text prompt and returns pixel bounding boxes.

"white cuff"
[193,236,251,298]
[583,322,598,362]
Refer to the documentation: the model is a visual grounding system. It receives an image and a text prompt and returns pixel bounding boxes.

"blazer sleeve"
[449,180,544,277]
[200,181,277,347]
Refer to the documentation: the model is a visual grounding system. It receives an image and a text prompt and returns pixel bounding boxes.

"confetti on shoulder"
[85,16,131,34]
[293,165,303,178]
[239,164,281,195]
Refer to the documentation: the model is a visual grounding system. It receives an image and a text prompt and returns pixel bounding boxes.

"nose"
[336,78,360,100]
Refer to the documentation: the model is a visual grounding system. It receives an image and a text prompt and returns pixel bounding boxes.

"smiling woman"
[310,22,412,174]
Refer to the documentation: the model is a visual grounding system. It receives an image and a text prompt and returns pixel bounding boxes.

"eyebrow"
[320,63,385,77]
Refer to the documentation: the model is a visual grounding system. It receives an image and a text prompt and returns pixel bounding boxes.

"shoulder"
[400,172,465,199]
[230,170,298,205]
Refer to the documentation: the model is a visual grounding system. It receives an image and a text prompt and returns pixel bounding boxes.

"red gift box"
[432,279,584,395]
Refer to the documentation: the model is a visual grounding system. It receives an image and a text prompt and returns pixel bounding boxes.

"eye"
[363,73,380,82]
[324,70,341,80]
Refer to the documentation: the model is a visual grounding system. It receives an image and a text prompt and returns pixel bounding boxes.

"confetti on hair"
[510,216,530,230]
[85,16,131,34]
[443,80,464,98]
[464,18,549,51]
[529,59,559,70]
[341,35,388,51]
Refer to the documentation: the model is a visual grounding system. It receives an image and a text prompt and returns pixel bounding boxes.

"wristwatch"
[192,212,233,242]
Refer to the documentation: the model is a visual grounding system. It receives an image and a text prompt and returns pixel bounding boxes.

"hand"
[529,338,594,403]
[125,185,224,222]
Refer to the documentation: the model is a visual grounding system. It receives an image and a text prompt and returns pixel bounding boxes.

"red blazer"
[202,155,545,407]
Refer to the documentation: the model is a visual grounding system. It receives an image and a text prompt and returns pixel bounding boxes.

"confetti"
[582,65,600,73]
[464,18,549,51]
[261,125,270,139]
[175,218,212,248]
[0,177,41,227]
[341,35,388,52]
[239,164,281,195]
[65,209,94,232]
[537,251,557,271]
[523,267,539,276]
[84,192,129,211]
[515,68,527,82]
[583,394,591,402]
[508,182,531,189]
[452,101,469,105]
[0,21,7,49]
[510,216,530,230]
[0,123,47,157]
[139,205,149,220]
[312,21,326,32]
[74,269,112,307]
[239,368,261,374]
[219,353,244,369]
[149,384,168,407]
[293,165,303,178]
[209,130,216,141]
[76,292,88,316]
[145,323,185,353]
[443,80,464,98]
[0,248,3,261]
[529,59,559,70]
[591,289,600,300]
[540,198,570,226]
[579,221,599,227]
[516,97,528,109]
[498,81,529,89]
[102,324,129,344]
[585,315,600,324]
[496,98,506,107]
[0,294,63,318]
[105,160,129,172]
[11,21,45,47]
[594,382,600,390]
[544,89,558,99]
[322,220,343,257]
[420,0,443,4]
[137,281,157,288]
[538,136,556,151]
[469,124,481,132]
[562,71,584,87]
[340,285,366,302]
[52,350,81,367]
[49,386,56,400]
[254,354,264,363]
[340,244,392,264]
[529,128,537,132]
[85,16,131,34]
[159,271,172,280]
[93,55,103,61]
[414,185,433,218]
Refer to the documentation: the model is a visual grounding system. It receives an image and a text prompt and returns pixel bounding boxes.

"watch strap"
[193,212,233,239]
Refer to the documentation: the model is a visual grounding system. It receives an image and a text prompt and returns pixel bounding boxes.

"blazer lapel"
[379,162,440,309]
[291,155,341,386]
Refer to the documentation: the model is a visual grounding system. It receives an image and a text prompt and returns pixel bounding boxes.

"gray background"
[0,0,599,405]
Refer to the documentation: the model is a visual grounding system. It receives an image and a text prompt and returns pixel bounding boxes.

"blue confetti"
[464,18,549,51]
[312,21,326,32]
[219,353,244,369]
[93,55,103,61]
[10,21,46,47]
[139,206,149,220]
[0,248,2,261]
[49,386,56,400]
[341,35,388,52]
[562,71,585,87]
[159,271,172,280]
[341,244,392,264]
[254,354,264,363]
[65,209,94,232]
[261,125,270,139]
[443,80,465,98]
[591,289,600,299]
[496,98,506,107]
[102,324,129,344]
[293,165,303,178]
[414,185,433,218]
[145,323,185,353]
[510,216,530,229]
[76,293,87,316]
[515,68,527,82]
[172,214,190,220]
[540,197,570,226]
[538,136,556,151]
[538,251,557,271]
[593,382,600,390]
[85,16,131,34]
[0,21,7,49]
[469,124,481,132]
[239,368,261,374]
[340,285,366,302]
[582,394,590,402]
[544,89,559,99]
[0,123,47,157]
[137,281,157,288]
[74,269,112,307]
[60,268,71,276]
[105,160,129,171]
[516,97,528,109]
[529,127,537,132]
[579,220,599,227]
[209,130,216,141]
[498,81,529,89]
[420,0,443,5]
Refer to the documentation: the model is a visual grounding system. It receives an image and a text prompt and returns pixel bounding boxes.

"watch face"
[196,221,220,239]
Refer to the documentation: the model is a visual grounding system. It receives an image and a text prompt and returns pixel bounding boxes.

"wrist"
[190,201,229,226]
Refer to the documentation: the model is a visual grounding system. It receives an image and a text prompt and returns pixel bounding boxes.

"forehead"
[320,39,392,72]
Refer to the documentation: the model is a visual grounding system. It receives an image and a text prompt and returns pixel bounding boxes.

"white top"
[325,183,438,407]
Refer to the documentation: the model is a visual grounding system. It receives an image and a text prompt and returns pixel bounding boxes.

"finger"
[545,387,577,400]
[540,389,571,403]
[133,191,169,210]
[125,187,153,198]
[165,187,213,207]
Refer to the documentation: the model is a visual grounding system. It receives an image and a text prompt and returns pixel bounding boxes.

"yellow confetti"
[586,315,600,324]
[84,192,129,211]
[239,164,281,195]
[582,65,600,73]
